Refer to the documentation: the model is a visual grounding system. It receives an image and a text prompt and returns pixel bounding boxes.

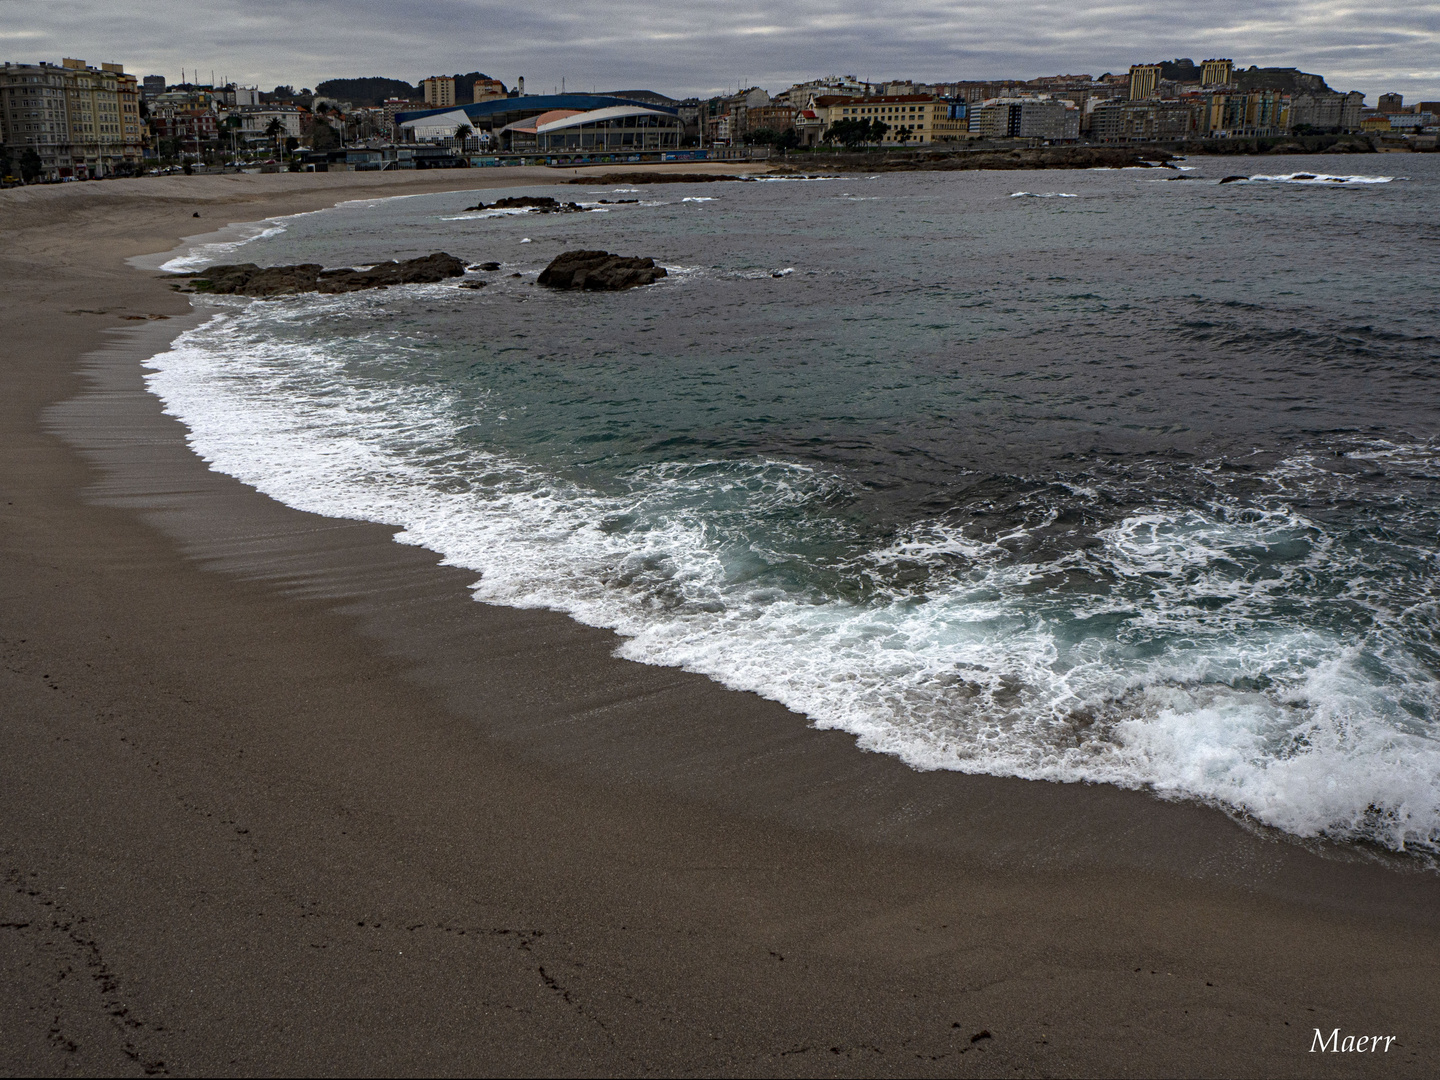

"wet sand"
[2,168,1437,1077]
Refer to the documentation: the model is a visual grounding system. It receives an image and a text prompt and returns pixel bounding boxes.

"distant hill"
[1235,67,1334,94]
[597,90,680,107]
[314,77,421,106]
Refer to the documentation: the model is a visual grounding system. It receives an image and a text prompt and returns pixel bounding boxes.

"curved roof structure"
[536,105,680,133]
[397,108,474,135]
[502,109,583,134]
[394,94,677,130]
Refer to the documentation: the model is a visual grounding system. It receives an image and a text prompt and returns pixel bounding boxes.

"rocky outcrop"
[465,196,585,212]
[188,253,467,296]
[537,250,667,291]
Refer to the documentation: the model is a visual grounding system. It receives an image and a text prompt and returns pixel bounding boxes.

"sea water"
[145,158,1440,855]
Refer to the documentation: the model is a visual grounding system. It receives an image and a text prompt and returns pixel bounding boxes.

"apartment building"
[1,57,143,179]
[1092,98,1197,141]
[1288,90,1364,131]
[470,77,506,103]
[1128,64,1161,100]
[970,97,1080,140]
[422,76,456,108]
[1200,59,1233,87]
[745,103,797,135]
[814,94,947,144]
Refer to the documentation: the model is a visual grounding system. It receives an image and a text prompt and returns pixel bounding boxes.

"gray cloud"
[6,0,1438,101]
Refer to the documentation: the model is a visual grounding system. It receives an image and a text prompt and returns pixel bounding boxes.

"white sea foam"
[143,302,1440,855]
[1010,192,1079,199]
[159,221,290,272]
[1242,173,1399,185]
[681,196,717,202]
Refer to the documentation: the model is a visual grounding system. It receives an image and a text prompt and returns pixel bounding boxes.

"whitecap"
[1243,173,1399,185]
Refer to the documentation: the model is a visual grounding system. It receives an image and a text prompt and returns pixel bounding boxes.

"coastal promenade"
[2,168,1437,1076]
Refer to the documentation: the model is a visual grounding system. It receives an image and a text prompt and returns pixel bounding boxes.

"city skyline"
[3,0,1438,102]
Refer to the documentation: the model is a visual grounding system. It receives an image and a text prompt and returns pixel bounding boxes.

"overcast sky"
[4,0,1438,102]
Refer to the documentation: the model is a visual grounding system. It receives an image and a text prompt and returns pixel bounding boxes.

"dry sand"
[1,168,1437,1077]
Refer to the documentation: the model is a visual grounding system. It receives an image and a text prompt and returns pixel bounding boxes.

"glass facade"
[538,113,680,151]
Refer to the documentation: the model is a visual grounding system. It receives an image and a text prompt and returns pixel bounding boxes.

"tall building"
[422,76,455,108]
[1378,93,1404,113]
[383,97,424,137]
[0,57,143,179]
[1128,65,1161,100]
[1288,90,1365,131]
[1091,98,1198,141]
[1200,59,1233,87]
[970,97,1080,140]
[142,74,166,99]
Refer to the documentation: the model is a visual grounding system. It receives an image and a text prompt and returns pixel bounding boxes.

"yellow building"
[1128,65,1161,100]
[1201,59,1233,87]
[813,94,949,144]
[1,58,142,178]
[422,76,456,108]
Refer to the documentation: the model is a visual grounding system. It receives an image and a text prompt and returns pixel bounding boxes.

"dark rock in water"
[465,196,585,213]
[509,272,522,278]
[537,250,668,291]
[1218,175,1249,184]
[188,253,466,296]
[597,198,640,204]
[478,261,502,271]
[1293,174,1317,180]
[459,280,487,290]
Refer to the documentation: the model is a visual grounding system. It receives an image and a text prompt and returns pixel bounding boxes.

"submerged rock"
[537,250,668,291]
[1218,175,1250,184]
[465,196,585,213]
[188,253,466,296]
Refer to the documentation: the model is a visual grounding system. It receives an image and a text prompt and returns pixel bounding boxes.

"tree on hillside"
[314,77,421,106]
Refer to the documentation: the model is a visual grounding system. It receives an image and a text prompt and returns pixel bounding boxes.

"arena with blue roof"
[394,94,678,133]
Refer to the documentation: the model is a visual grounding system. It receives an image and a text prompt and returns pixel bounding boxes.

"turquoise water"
[148,159,1440,853]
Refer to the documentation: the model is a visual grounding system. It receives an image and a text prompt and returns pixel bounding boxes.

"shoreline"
[3,168,1438,1075]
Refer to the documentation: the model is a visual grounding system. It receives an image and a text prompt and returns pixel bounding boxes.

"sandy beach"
[2,167,1438,1077]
